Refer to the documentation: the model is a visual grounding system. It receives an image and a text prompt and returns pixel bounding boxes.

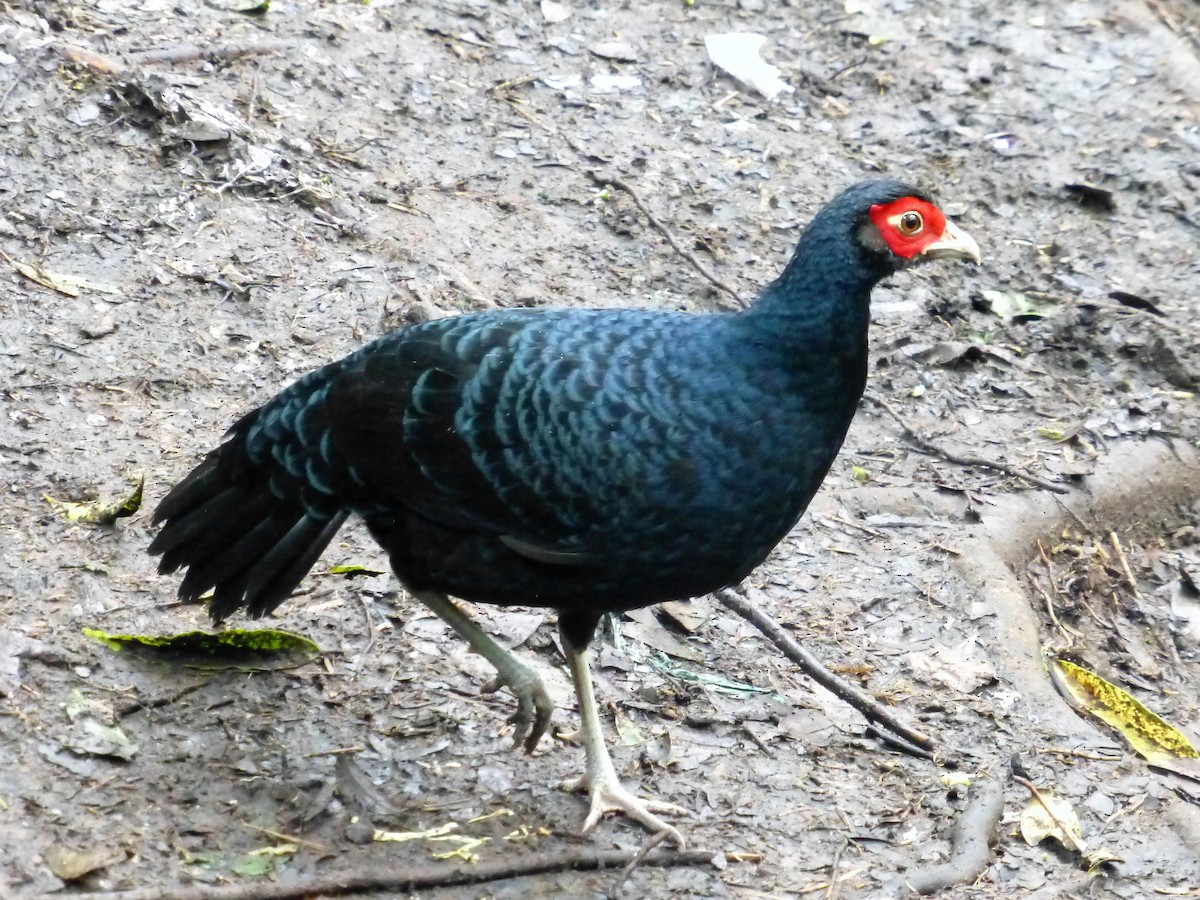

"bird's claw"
[563,772,689,848]
[482,666,554,754]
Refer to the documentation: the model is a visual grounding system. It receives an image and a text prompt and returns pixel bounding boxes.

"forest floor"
[3,0,1200,897]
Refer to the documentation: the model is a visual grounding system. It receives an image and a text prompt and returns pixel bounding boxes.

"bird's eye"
[898,211,923,235]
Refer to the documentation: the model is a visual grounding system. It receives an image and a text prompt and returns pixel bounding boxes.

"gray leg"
[559,620,688,847]
[414,590,553,753]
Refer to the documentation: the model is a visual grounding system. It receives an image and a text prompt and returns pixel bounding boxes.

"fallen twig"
[1144,0,1200,75]
[1035,540,1071,641]
[868,394,1069,495]
[350,593,377,680]
[131,41,292,68]
[617,829,673,888]
[116,681,207,719]
[714,588,935,753]
[584,170,744,307]
[239,822,330,854]
[1076,298,1195,337]
[58,40,291,77]
[1108,530,1144,602]
[54,847,714,900]
[1036,745,1121,762]
[903,778,1005,894]
[825,838,847,900]
[0,66,26,113]
[863,724,934,760]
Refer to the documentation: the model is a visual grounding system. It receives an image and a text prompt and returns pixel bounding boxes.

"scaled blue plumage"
[151,180,937,641]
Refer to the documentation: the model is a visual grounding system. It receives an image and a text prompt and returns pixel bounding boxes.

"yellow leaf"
[249,844,298,857]
[45,477,143,525]
[431,836,489,862]
[329,564,386,577]
[45,845,126,881]
[1085,846,1124,873]
[1052,658,1199,762]
[373,822,458,843]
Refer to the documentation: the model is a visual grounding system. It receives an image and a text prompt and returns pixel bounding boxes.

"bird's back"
[212,303,864,614]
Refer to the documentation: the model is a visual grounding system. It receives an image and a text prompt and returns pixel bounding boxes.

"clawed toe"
[483,669,553,753]
[564,773,690,848]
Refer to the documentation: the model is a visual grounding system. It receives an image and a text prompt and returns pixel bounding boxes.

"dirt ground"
[3,0,1200,896]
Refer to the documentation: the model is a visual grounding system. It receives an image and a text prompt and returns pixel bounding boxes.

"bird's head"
[851,180,981,269]
[760,179,980,319]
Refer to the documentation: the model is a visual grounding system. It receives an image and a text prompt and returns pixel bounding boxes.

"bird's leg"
[414,591,553,753]
[559,621,688,848]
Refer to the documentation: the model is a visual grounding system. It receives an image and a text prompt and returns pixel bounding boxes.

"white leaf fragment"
[704,33,794,101]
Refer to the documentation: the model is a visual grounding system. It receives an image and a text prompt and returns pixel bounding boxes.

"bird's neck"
[739,234,884,362]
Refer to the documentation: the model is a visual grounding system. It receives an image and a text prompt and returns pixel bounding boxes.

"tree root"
[714,588,935,754]
[55,847,715,900]
[903,778,1005,894]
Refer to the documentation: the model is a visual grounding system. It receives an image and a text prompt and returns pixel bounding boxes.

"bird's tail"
[149,414,349,623]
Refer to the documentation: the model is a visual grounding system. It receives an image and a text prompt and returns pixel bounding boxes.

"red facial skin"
[868,197,948,259]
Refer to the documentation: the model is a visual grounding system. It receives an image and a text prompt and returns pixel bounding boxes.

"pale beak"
[921,219,981,264]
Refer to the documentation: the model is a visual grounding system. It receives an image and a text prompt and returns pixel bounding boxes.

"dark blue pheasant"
[150,180,979,846]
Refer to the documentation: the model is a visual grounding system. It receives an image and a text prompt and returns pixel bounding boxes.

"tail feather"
[151,434,349,623]
[151,483,272,567]
[174,508,298,602]
[151,455,226,524]
[236,514,348,619]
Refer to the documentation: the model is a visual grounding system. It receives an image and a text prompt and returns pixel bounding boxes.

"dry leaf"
[45,844,126,881]
[45,477,144,525]
[1020,790,1086,852]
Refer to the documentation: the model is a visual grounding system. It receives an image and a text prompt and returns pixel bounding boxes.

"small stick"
[301,746,364,758]
[0,68,24,112]
[1035,541,1070,639]
[585,171,744,306]
[617,830,673,887]
[1074,298,1196,339]
[1145,0,1200,65]
[714,588,935,753]
[1108,531,1144,602]
[863,724,934,760]
[128,41,292,69]
[1035,586,1068,640]
[116,681,207,719]
[1037,746,1122,762]
[825,839,847,900]
[58,41,291,77]
[903,779,1005,894]
[239,822,330,853]
[868,394,1069,495]
[350,593,377,680]
[796,867,868,895]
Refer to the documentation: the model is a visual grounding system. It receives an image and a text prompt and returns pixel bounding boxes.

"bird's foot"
[482,664,554,754]
[563,770,689,848]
